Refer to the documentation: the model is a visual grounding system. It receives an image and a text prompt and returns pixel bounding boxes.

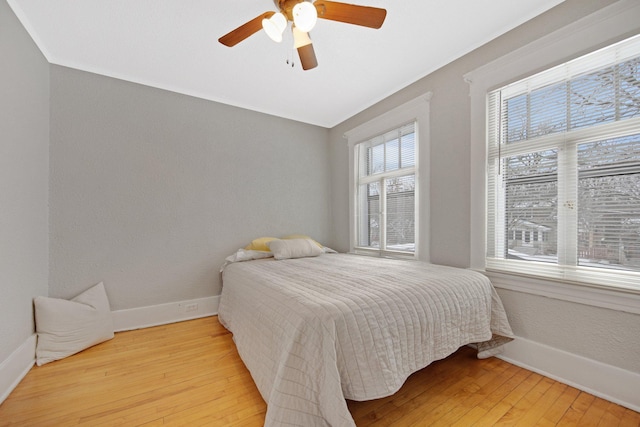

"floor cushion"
[34,282,114,366]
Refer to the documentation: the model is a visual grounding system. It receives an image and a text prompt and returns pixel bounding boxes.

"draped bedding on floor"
[218,253,513,427]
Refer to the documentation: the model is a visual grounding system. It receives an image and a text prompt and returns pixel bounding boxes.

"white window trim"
[344,93,432,261]
[465,0,640,312]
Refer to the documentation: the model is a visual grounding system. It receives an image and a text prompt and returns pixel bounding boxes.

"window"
[345,93,431,260]
[486,34,640,290]
[355,123,417,255]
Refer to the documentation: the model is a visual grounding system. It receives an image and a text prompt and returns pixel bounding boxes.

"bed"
[218,247,513,427]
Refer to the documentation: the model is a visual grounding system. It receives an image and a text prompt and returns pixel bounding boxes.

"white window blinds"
[355,122,417,255]
[487,34,640,290]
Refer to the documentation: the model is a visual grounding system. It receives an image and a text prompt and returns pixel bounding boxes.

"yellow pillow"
[244,237,278,252]
[282,234,323,248]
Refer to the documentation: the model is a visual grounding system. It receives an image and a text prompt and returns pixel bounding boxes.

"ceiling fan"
[218,0,387,70]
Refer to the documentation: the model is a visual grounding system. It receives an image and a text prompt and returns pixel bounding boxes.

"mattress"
[218,253,513,426]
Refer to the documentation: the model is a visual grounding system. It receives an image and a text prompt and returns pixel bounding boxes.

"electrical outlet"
[185,303,198,313]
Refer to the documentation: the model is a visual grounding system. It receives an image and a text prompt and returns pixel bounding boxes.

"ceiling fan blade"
[218,11,275,47]
[297,42,318,70]
[293,27,318,70]
[314,1,386,29]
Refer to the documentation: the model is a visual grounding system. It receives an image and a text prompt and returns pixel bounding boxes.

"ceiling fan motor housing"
[276,0,308,21]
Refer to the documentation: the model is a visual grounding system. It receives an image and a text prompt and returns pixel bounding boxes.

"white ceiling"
[9,0,564,128]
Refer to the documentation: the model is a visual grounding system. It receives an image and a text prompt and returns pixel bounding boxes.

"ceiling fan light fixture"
[262,12,287,42]
[219,0,387,70]
[292,1,318,33]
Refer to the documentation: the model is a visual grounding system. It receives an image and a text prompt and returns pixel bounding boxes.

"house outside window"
[486,34,640,290]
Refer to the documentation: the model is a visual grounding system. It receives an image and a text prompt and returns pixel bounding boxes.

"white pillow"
[220,249,274,272]
[34,282,114,366]
[267,238,324,260]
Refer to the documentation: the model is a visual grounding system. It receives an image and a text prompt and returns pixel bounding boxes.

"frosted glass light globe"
[292,2,317,33]
[262,12,287,42]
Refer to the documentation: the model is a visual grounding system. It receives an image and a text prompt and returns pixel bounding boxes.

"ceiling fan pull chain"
[287,38,295,68]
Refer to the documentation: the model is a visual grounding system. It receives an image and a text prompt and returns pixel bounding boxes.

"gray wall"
[49,66,331,309]
[499,289,640,372]
[329,0,640,374]
[0,0,49,362]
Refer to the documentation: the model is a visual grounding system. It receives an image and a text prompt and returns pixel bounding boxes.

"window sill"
[481,269,640,315]
[352,247,416,260]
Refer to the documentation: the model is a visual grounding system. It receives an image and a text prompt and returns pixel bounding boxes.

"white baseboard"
[498,336,640,412]
[112,295,220,332]
[0,334,36,405]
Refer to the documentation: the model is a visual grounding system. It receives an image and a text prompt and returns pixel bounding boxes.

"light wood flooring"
[1,316,638,426]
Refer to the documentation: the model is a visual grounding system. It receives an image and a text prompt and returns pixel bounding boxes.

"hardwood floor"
[1,316,638,426]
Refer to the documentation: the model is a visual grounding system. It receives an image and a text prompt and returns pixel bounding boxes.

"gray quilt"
[219,253,513,426]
